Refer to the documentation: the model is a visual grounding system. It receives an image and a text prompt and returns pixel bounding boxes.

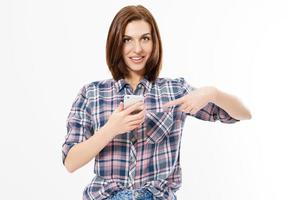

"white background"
[0,0,288,199]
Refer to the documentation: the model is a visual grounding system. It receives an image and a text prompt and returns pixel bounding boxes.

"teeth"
[130,57,143,60]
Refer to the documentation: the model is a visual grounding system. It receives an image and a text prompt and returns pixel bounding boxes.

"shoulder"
[78,78,115,98]
[154,77,187,87]
[87,78,114,89]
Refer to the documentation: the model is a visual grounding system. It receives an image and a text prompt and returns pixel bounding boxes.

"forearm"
[211,88,251,120]
[64,126,116,173]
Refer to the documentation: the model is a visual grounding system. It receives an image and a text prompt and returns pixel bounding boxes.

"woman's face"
[122,20,153,77]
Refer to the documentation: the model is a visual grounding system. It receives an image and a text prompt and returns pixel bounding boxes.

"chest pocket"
[145,110,174,144]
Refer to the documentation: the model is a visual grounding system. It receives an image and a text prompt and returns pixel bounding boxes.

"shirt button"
[134,191,140,199]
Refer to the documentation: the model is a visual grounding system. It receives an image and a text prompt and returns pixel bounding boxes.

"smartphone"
[123,95,144,114]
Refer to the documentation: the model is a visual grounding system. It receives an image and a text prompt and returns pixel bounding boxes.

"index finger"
[162,97,184,108]
[123,101,144,115]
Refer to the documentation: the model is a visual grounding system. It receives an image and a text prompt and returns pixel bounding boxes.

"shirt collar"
[114,75,152,93]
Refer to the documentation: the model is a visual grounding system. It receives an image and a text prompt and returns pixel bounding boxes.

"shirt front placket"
[125,84,144,189]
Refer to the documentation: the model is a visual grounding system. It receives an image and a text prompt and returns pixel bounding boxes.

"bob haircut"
[106,5,162,82]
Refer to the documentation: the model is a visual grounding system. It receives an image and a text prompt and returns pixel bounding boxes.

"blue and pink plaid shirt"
[62,77,239,200]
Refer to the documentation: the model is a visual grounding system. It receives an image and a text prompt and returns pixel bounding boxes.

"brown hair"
[106,5,162,82]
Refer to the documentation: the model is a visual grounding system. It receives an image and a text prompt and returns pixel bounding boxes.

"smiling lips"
[129,56,145,63]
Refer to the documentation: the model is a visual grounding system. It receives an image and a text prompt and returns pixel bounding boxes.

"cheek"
[122,45,131,56]
[145,43,153,54]
[122,49,129,64]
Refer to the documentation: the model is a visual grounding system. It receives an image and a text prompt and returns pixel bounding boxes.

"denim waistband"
[108,188,153,200]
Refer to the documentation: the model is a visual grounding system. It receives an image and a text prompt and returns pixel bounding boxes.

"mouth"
[129,56,145,64]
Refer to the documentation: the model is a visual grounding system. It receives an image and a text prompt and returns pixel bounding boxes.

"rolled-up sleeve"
[179,77,239,124]
[62,85,93,165]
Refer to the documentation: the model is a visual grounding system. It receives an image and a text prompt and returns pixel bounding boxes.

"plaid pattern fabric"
[62,77,239,200]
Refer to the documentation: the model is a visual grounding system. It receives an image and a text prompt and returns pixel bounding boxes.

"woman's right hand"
[103,101,146,137]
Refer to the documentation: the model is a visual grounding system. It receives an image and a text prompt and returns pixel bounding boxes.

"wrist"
[210,86,219,103]
[100,124,117,140]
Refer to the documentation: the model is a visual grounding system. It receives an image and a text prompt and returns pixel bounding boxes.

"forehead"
[124,20,151,37]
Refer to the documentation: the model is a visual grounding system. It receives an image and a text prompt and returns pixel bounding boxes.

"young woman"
[62,5,251,200]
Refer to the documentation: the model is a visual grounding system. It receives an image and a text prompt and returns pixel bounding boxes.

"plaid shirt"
[62,77,239,200]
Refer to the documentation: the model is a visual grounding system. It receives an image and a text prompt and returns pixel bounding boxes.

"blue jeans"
[108,188,152,200]
[108,188,177,200]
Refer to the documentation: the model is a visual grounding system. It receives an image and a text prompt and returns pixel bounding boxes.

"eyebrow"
[123,33,151,38]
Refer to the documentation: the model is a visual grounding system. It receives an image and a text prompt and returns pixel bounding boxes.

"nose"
[133,41,143,53]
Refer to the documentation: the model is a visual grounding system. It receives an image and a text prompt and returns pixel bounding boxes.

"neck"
[124,74,144,91]
[125,70,144,83]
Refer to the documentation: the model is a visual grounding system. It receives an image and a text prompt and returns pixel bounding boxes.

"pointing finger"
[162,97,184,108]
[123,101,144,115]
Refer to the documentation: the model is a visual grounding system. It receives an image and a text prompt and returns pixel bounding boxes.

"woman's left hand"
[162,86,218,115]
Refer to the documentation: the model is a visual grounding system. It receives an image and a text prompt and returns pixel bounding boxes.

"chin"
[128,66,145,71]
[123,56,149,74]
[126,63,146,72]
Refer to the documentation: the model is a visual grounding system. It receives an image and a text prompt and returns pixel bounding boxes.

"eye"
[142,36,150,41]
[123,38,131,43]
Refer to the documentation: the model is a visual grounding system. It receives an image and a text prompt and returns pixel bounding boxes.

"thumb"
[116,101,124,112]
